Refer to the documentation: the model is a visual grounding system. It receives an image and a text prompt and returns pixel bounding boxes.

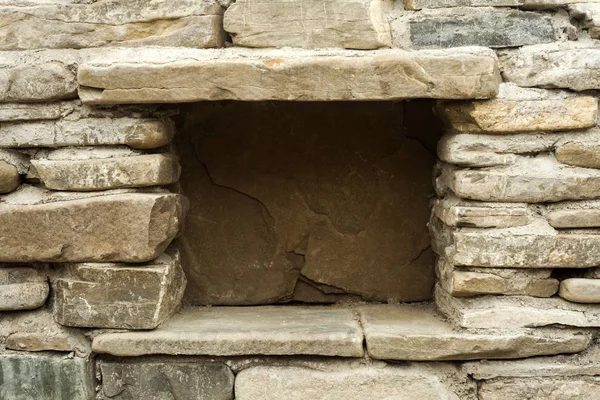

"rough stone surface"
[176,102,437,305]
[92,306,364,357]
[224,0,391,49]
[405,0,596,9]
[358,304,586,361]
[438,155,600,203]
[436,284,600,328]
[0,160,19,193]
[33,148,181,191]
[570,4,600,39]
[559,278,600,304]
[556,140,600,169]
[437,86,598,133]
[392,7,560,49]
[0,185,187,263]
[0,353,95,400]
[431,216,600,269]
[77,47,501,104]
[99,360,234,400]
[0,118,175,149]
[0,267,48,311]
[235,364,467,400]
[0,102,71,121]
[437,259,558,297]
[0,0,225,50]
[433,196,533,228]
[500,41,600,91]
[546,200,600,228]
[54,249,186,329]
[478,377,600,400]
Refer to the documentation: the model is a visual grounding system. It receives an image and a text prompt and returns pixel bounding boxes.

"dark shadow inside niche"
[172,101,444,306]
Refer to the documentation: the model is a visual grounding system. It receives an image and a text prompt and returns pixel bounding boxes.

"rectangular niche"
[174,101,443,305]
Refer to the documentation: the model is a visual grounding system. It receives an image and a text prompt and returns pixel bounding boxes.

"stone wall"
[1,0,600,399]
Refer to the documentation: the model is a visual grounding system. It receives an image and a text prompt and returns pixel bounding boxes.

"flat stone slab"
[0,185,187,263]
[224,0,391,49]
[478,377,600,400]
[0,267,48,311]
[0,102,72,122]
[560,278,600,304]
[100,360,234,400]
[77,47,500,104]
[0,353,95,400]
[436,285,600,329]
[54,249,186,329]
[235,364,465,400]
[92,306,364,357]
[433,196,532,228]
[405,0,596,10]
[546,200,600,228]
[359,304,588,361]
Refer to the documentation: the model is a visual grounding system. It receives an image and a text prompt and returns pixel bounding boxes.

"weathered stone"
[546,200,600,228]
[438,128,600,167]
[54,249,185,329]
[405,0,599,9]
[438,155,600,203]
[99,360,234,400]
[0,353,95,400]
[437,259,558,297]
[0,267,48,311]
[436,284,600,328]
[559,278,600,304]
[437,85,597,133]
[0,185,187,263]
[77,47,501,104]
[0,160,19,193]
[235,364,467,400]
[478,377,600,400]
[1,310,91,355]
[570,4,600,39]
[433,196,533,228]
[359,304,586,361]
[92,306,364,357]
[0,118,175,149]
[0,102,71,121]
[0,149,30,175]
[0,50,78,102]
[224,0,391,50]
[431,216,600,269]
[33,148,180,191]
[0,0,225,50]
[176,102,437,305]
[392,7,560,49]
[500,41,600,91]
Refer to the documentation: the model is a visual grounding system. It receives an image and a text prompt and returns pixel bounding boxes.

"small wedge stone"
[559,278,600,304]
[92,306,364,357]
[0,267,48,310]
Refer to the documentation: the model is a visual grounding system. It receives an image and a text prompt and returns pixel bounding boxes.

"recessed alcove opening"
[173,100,444,306]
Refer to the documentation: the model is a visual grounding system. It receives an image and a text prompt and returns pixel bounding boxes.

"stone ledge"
[76,47,501,104]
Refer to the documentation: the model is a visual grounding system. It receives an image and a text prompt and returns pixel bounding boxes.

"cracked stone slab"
[92,306,364,357]
[0,0,225,50]
[499,41,600,91]
[433,196,533,228]
[32,147,181,191]
[436,258,558,297]
[559,278,600,304]
[438,155,600,203]
[359,304,589,361]
[54,249,186,329]
[0,267,48,311]
[224,0,391,50]
[99,360,234,400]
[478,377,600,400]
[437,84,598,133]
[0,185,187,263]
[0,353,95,400]
[545,200,600,228]
[77,47,500,104]
[435,284,600,329]
[430,216,600,269]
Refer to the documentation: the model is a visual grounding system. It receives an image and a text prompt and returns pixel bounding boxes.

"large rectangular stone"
[359,304,587,361]
[224,0,391,49]
[0,353,95,400]
[54,249,186,329]
[77,47,501,104]
[92,306,364,357]
[0,185,187,263]
[99,360,234,400]
[0,0,225,50]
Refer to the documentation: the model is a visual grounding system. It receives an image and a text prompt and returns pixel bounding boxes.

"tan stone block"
[0,185,187,263]
[54,249,185,329]
[0,267,48,310]
[546,200,600,228]
[224,0,391,49]
[556,141,600,169]
[559,278,600,304]
[0,160,19,193]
